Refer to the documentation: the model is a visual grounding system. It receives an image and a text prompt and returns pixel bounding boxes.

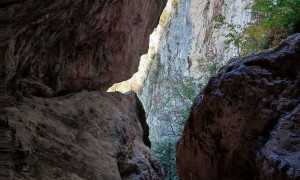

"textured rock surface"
[109,0,253,140]
[4,0,166,95]
[0,91,163,180]
[176,34,300,179]
[141,0,253,141]
[108,1,253,178]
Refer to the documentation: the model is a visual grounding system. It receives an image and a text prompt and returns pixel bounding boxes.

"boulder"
[176,34,300,180]
[0,91,164,179]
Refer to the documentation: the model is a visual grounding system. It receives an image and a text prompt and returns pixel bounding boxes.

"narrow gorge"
[0,0,299,180]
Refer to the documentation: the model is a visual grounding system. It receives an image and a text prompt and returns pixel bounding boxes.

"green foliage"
[151,77,200,180]
[208,62,220,77]
[152,138,177,180]
[173,77,200,134]
[213,14,226,29]
[213,14,243,56]
[253,0,300,32]
[151,62,220,179]
[250,0,300,47]
[159,77,199,136]
[214,0,300,57]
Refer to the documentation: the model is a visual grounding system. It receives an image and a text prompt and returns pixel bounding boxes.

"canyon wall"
[176,34,300,179]
[138,0,253,141]
[3,0,166,96]
[108,0,253,177]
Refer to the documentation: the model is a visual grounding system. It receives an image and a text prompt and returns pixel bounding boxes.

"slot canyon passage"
[0,0,299,180]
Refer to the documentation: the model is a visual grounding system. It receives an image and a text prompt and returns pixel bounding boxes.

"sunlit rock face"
[0,91,164,180]
[176,34,300,180]
[5,0,166,96]
[137,0,253,140]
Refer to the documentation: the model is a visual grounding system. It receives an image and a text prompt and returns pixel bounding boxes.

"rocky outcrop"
[3,0,166,96]
[176,34,300,179]
[0,91,163,180]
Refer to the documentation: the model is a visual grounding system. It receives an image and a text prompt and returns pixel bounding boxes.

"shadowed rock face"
[0,91,164,180]
[0,1,167,179]
[4,0,166,96]
[176,34,300,180]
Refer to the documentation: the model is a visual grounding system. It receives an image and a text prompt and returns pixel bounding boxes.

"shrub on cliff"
[215,0,300,57]
[246,0,300,49]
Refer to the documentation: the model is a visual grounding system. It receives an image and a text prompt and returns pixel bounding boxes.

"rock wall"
[138,0,253,140]
[0,0,167,179]
[176,34,300,179]
[3,0,166,96]
[0,91,164,180]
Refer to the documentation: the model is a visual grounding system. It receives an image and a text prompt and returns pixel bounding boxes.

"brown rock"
[0,91,164,179]
[4,0,166,95]
[176,34,300,180]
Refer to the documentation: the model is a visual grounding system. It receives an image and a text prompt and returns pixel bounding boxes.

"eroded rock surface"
[176,34,300,179]
[4,0,166,95]
[139,0,252,142]
[0,91,163,180]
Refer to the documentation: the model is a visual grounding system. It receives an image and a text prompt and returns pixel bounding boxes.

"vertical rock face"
[0,91,164,180]
[176,34,300,180]
[138,0,253,141]
[4,0,166,96]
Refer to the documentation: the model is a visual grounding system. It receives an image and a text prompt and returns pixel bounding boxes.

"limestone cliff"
[176,34,300,179]
[139,0,253,141]
[109,0,253,140]
[2,0,166,96]
[0,91,164,180]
